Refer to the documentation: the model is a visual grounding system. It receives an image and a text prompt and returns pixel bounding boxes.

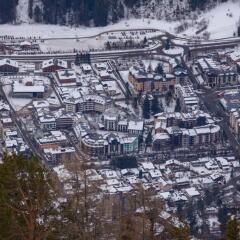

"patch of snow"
[16,0,30,24]
[163,46,184,55]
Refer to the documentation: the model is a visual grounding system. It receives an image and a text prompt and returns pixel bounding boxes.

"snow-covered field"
[40,38,106,52]
[163,46,184,55]
[0,19,168,39]
[180,1,240,39]
[0,1,239,41]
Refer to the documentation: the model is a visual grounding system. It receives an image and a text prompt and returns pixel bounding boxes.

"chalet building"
[36,131,67,150]
[20,41,32,50]
[42,58,68,72]
[229,109,240,137]
[154,111,220,149]
[44,147,75,166]
[0,58,19,73]
[80,132,138,156]
[39,115,56,131]
[169,57,189,84]
[77,95,105,113]
[81,132,105,156]
[81,64,92,74]
[128,66,176,92]
[175,84,199,112]
[56,114,74,130]
[196,57,238,87]
[103,112,144,135]
[226,51,240,73]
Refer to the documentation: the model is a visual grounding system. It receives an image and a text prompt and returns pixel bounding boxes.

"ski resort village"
[1,0,240,238]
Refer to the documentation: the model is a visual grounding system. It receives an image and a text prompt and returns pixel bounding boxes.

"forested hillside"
[0,0,234,26]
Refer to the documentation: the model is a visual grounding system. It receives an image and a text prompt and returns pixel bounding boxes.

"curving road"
[1,27,240,62]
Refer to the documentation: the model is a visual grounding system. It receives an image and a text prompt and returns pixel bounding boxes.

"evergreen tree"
[133,97,138,109]
[143,95,150,119]
[175,98,182,112]
[0,0,18,23]
[238,26,240,37]
[147,63,153,73]
[189,0,207,11]
[33,5,42,23]
[93,0,109,26]
[165,38,171,50]
[145,131,153,146]
[143,36,148,45]
[75,53,80,65]
[152,95,160,115]
[0,154,59,240]
[155,63,164,75]
[28,0,33,19]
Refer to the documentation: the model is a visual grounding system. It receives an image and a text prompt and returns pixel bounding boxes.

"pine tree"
[165,38,171,50]
[147,63,153,73]
[238,26,240,37]
[145,131,153,146]
[143,95,150,119]
[0,154,59,240]
[175,98,181,112]
[152,95,160,115]
[155,63,164,75]
[33,5,42,23]
[28,0,33,19]
[75,53,80,65]
[143,36,148,45]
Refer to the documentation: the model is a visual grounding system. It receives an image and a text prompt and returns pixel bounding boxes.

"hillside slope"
[0,0,230,26]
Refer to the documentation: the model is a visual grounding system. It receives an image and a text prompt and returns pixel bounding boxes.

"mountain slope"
[0,0,228,26]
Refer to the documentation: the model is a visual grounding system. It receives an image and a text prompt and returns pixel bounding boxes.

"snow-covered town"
[1,0,240,239]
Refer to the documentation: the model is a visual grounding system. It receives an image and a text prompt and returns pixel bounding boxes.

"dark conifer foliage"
[0,0,18,23]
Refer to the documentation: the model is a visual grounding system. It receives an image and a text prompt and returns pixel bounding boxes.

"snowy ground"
[162,46,184,55]
[2,84,32,112]
[180,1,240,39]
[40,38,106,52]
[0,1,238,42]
[0,19,167,39]
[16,0,29,23]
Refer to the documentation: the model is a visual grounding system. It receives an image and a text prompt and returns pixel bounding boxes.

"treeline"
[0,0,18,23]
[37,0,124,26]
[0,0,226,26]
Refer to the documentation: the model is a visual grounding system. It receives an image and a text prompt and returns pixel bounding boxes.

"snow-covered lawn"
[162,46,184,55]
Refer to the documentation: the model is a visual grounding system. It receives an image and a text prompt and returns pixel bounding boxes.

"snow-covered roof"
[13,85,45,93]
[42,58,67,69]
[184,187,200,197]
[33,100,50,109]
[0,58,18,68]
[128,120,144,131]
